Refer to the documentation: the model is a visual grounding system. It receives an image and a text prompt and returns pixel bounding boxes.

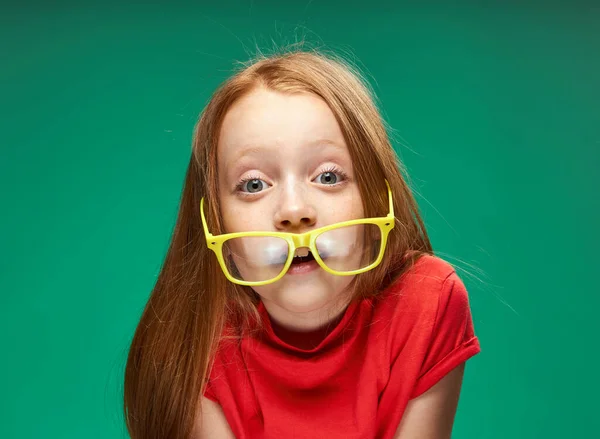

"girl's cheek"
[229,208,271,231]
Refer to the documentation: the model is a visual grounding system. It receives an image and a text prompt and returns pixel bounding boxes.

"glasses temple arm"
[385,180,394,218]
[200,198,214,238]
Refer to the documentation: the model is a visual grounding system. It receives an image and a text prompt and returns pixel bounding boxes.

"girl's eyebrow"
[233,145,269,160]
[225,138,348,173]
[234,138,344,158]
[305,138,344,149]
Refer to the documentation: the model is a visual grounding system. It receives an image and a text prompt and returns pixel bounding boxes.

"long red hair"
[124,48,432,438]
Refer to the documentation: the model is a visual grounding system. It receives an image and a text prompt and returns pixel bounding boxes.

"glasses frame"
[200,181,395,286]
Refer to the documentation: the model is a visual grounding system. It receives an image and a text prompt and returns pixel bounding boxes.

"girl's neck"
[260,295,352,349]
[268,310,347,350]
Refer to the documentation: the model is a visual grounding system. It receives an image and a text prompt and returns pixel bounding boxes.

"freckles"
[227,206,260,231]
[219,203,238,231]
[350,193,365,217]
[334,197,363,218]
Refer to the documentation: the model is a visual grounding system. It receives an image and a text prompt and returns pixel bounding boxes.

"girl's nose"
[273,187,317,232]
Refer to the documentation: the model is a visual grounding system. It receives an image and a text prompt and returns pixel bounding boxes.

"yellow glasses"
[201,181,395,286]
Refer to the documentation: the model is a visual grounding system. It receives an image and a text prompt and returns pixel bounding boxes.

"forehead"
[217,87,348,161]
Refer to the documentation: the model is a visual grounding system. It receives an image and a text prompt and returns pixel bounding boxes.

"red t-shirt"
[204,254,481,438]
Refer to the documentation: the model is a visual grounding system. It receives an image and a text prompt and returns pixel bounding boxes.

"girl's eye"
[315,171,344,185]
[240,178,268,193]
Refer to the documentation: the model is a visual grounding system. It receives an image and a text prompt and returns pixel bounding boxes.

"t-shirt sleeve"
[410,270,481,399]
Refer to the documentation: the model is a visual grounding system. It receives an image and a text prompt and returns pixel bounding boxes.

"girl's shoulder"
[392,253,458,292]
[369,253,477,366]
[374,253,467,319]
[407,252,456,278]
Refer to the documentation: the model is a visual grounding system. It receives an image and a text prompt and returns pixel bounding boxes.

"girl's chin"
[254,276,354,314]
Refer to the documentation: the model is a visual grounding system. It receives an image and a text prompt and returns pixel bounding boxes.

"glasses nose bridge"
[290,231,312,249]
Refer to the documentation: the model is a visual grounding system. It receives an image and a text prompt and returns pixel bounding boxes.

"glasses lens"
[315,224,381,273]
[222,236,289,283]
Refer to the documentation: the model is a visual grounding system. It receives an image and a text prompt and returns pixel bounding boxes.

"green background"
[1,1,598,437]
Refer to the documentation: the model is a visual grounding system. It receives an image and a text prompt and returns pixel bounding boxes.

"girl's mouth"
[287,250,318,275]
[291,250,315,264]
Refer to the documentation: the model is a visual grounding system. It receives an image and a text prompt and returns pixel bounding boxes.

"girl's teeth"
[295,248,310,257]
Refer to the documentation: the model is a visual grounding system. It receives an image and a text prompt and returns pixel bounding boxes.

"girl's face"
[217,87,364,328]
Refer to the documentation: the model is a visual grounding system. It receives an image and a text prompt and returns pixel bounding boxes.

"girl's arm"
[394,362,466,439]
[192,397,236,439]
